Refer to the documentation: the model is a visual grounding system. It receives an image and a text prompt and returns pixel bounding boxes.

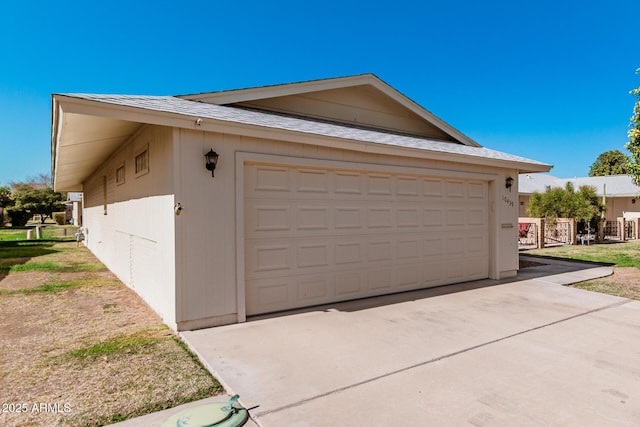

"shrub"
[53,212,66,225]
[6,208,31,227]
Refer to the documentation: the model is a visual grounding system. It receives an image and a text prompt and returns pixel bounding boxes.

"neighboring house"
[519,173,640,221]
[67,192,83,226]
[51,74,550,331]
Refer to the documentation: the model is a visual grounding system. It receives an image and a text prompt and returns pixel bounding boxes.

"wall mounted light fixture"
[205,149,219,177]
[505,176,514,191]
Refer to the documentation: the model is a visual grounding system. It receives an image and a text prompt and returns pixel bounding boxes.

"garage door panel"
[335,271,363,296]
[296,169,331,193]
[296,206,330,231]
[368,269,393,291]
[334,172,364,194]
[366,207,394,228]
[397,239,420,260]
[465,256,489,279]
[367,174,393,195]
[468,181,487,198]
[423,209,444,227]
[444,260,466,282]
[246,278,291,314]
[246,201,292,234]
[367,239,393,262]
[298,275,330,302]
[423,262,444,285]
[250,237,378,279]
[423,237,444,256]
[397,208,420,228]
[446,237,466,255]
[468,235,488,253]
[397,176,420,196]
[468,208,488,225]
[397,265,421,288]
[252,244,291,273]
[335,242,364,265]
[245,163,490,315]
[423,178,444,196]
[446,209,466,226]
[297,243,330,268]
[251,165,291,193]
[334,207,364,230]
[446,180,466,197]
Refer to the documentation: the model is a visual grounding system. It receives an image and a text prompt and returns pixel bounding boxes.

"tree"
[626,68,640,185]
[11,186,65,224]
[528,182,604,232]
[0,186,12,208]
[588,150,630,176]
[0,186,12,226]
[9,173,52,191]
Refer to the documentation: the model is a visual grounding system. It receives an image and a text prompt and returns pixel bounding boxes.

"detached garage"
[51,74,551,330]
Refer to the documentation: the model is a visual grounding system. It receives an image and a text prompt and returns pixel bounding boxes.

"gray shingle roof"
[519,173,640,196]
[61,94,551,169]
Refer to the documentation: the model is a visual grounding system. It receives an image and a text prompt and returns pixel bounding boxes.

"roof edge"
[176,74,378,102]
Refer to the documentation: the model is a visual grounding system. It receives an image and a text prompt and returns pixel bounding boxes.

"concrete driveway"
[182,259,640,426]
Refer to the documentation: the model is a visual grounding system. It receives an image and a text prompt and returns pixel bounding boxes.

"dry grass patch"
[573,267,640,301]
[0,242,222,427]
[523,241,640,300]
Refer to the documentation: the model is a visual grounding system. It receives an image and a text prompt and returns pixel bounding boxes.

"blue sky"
[1,0,639,185]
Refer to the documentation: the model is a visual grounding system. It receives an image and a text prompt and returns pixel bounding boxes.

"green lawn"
[0,225,77,241]
[525,240,640,267]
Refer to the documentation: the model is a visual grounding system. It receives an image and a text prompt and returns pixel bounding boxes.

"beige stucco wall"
[82,125,178,329]
[497,175,519,278]
[606,197,639,220]
[173,128,520,329]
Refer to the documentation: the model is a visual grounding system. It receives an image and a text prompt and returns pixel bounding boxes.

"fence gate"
[545,220,572,246]
[518,222,537,248]
[518,218,576,249]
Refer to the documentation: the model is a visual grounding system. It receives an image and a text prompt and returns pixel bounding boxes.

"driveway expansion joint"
[254,298,632,418]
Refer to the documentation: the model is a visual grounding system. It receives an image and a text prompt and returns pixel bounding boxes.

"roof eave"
[51,96,551,189]
[51,96,68,192]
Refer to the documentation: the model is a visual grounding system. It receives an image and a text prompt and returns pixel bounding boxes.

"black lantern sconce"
[505,176,514,191]
[204,149,219,177]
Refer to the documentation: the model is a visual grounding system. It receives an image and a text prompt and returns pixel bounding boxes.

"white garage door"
[244,163,489,315]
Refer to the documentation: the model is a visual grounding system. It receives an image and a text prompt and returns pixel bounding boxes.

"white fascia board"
[51,98,67,191]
